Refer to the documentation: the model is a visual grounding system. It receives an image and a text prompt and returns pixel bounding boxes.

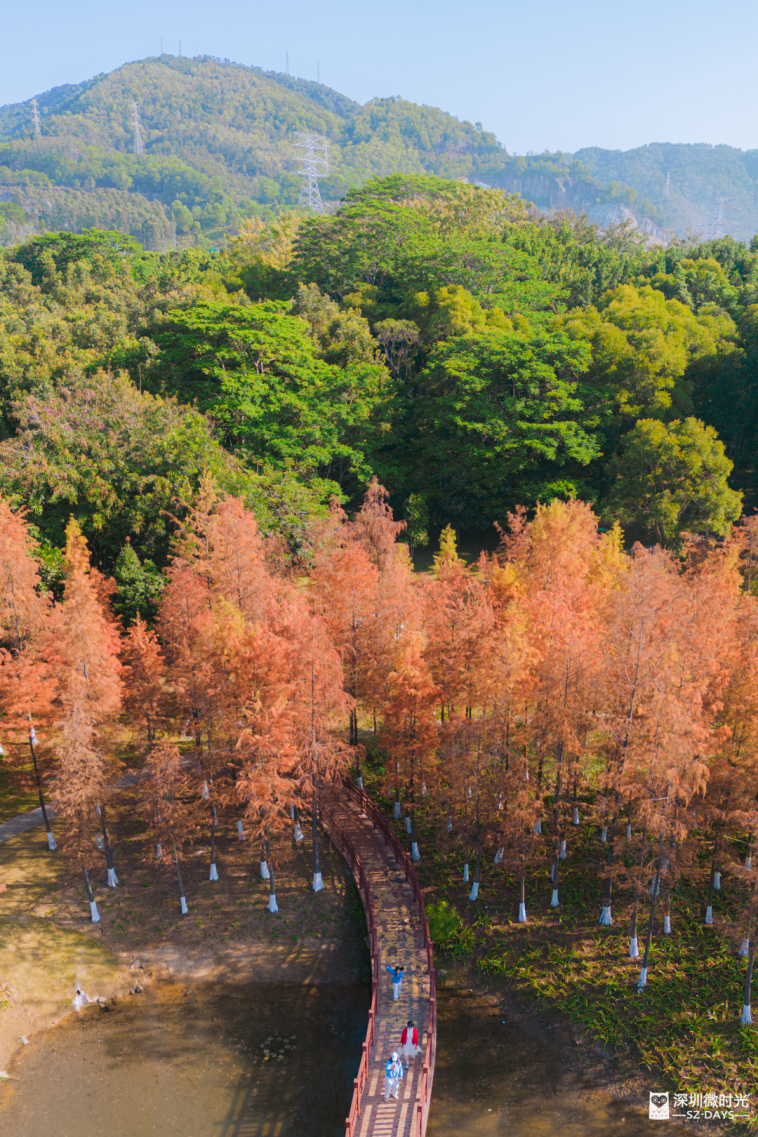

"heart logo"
[651,1095,667,1108]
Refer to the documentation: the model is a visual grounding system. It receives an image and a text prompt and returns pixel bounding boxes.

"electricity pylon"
[294,132,328,212]
[31,98,41,139]
[132,101,144,156]
[708,196,725,241]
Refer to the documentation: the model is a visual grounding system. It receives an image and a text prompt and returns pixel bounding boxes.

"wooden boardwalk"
[323,789,435,1137]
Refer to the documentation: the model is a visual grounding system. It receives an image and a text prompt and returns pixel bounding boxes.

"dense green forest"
[1,173,756,601]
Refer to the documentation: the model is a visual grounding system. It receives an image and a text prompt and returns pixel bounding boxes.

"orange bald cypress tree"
[52,520,122,917]
[0,497,58,849]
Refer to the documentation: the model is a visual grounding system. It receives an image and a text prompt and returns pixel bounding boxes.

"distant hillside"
[0,54,653,250]
[0,55,508,248]
[574,143,758,242]
[0,57,756,249]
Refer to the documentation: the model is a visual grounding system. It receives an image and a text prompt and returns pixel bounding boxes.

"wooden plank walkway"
[324,790,433,1137]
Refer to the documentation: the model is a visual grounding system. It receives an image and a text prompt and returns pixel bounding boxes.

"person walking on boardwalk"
[384,1051,405,1101]
[386,964,404,1000]
[401,1019,420,1070]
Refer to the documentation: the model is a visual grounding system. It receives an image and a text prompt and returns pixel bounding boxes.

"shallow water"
[0,982,369,1137]
[428,987,683,1135]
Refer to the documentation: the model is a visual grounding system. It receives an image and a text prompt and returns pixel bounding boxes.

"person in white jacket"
[384,1052,405,1101]
[401,1019,420,1070]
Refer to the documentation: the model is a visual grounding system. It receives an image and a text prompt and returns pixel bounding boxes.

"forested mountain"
[0,55,508,248]
[2,56,756,249]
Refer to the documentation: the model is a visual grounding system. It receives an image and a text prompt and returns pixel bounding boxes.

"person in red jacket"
[401,1019,420,1071]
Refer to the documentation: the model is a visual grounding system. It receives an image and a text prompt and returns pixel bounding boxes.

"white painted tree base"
[268,894,279,913]
[180,896,188,915]
[107,868,119,888]
[411,842,420,861]
[356,777,364,789]
[209,863,219,881]
[494,848,504,864]
[293,824,304,842]
[629,936,639,958]
[713,872,721,890]
[469,882,479,901]
[560,840,566,860]
[599,906,612,926]
[260,861,270,880]
[747,855,753,870]
[550,889,559,908]
[421,783,427,796]
[95,835,103,849]
[156,843,162,859]
[637,967,648,990]
[705,906,713,925]
[313,872,324,892]
[739,938,750,957]
[405,817,412,833]
[394,802,402,819]
[600,827,607,843]
[463,864,469,882]
[202,781,209,800]
[550,864,556,882]
[626,825,632,840]
[518,903,527,923]
[573,808,580,825]
[446,818,453,833]
[664,915,672,934]
[90,901,100,923]
[47,831,56,851]
[742,1004,753,1025]
[534,819,542,835]
[237,821,246,840]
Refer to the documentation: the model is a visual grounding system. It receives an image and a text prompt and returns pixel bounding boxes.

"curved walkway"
[322,784,436,1137]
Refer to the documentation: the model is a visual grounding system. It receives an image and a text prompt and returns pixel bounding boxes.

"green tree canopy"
[605,417,742,547]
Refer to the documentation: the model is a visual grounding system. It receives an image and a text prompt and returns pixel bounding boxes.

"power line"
[31,98,41,139]
[132,101,144,156]
[294,132,328,212]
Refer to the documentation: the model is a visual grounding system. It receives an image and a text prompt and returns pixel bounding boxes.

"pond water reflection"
[0,981,369,1137]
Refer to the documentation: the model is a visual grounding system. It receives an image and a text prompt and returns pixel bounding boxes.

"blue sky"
[3,0,757,154]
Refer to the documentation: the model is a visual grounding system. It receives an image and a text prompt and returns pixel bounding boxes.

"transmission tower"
[132,101,144,156]
[294,132,328,212]
[31,98,41,139]
[708,196,725,240]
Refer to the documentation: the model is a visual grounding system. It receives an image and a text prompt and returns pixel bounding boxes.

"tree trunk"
[83,866,99,923]
[29,729,55,850]
[629,898,640,957]
[599,810,618,925]
[175,851,188,915]
[260,839,270,879]
[469,846,481,901]
[98,804,119,887]
[209,807,219,880]
[742,944,756,1024]
[518,864,527,923]
[268,843,278,912]
[312,791,323,891]
[638,833,665,989]
[410,807,420,862]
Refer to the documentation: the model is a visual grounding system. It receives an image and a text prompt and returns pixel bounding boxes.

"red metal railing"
[323,780,437,1137]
